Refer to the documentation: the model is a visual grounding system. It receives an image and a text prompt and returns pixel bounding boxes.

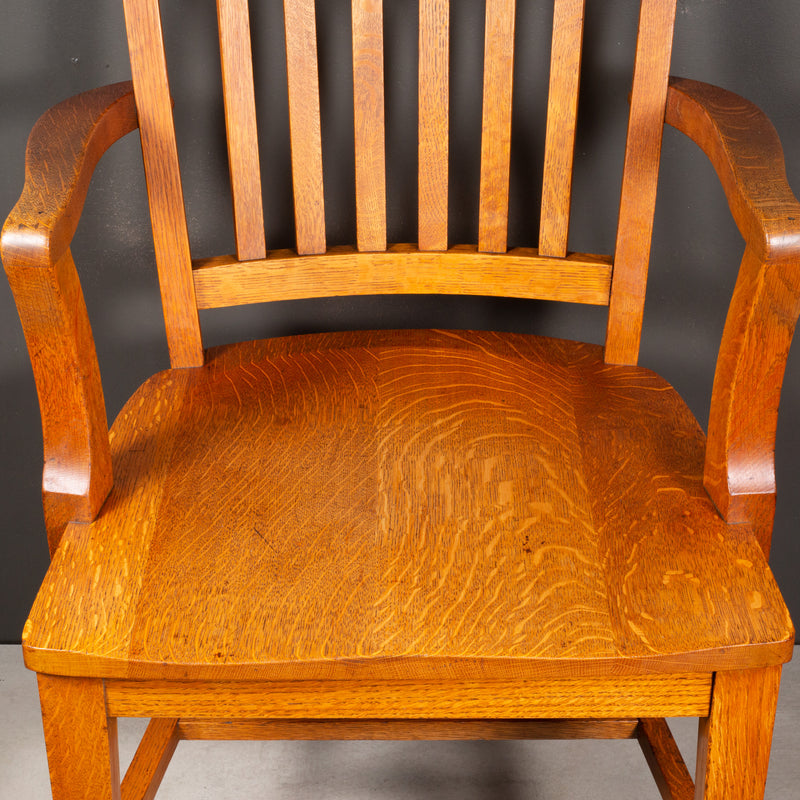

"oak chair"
[2,1,797,798]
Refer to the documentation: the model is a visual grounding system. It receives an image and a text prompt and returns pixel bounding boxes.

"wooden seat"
[3,1,798,798]
[23,330,792,682]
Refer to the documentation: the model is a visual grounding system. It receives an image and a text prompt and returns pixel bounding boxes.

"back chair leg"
[694,666,781,800]
[38,674,121,800]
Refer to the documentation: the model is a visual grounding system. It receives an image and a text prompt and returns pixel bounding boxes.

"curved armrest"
[666,77,800,551]
[1,82,138,553]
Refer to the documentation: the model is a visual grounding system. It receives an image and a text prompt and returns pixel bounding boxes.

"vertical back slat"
[605,0,678,364]
[352,0,387,252]
[284,0,326,255]
[217,0,267,261]
[418,0,449,251]
[478,0,516,254]
[539,0,586,258]
[123,0,203,368]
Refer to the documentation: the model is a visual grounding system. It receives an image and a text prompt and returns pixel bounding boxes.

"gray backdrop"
[1,0,799,643]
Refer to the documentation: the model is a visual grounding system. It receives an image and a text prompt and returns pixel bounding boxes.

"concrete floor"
[1,646,797,799]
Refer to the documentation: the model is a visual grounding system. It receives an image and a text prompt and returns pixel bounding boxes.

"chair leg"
[38,674,121,800]
[694,666,781,800]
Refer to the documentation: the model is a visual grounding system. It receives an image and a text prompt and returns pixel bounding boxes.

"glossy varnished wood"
[605,0,678,364]
[539,0,585,258]
[1,83,137,551]
[418,0,449,251]
[192,245,612,308]
[666,78,800,550]
[6,3,799,798]
[217,0,266,261]
[695,667,781,799]
[1,82,136,270]
[284,0,326,255]
[120,719,178,800]
[638,718,694,800]
[105,674,712,719]
[123,0,204,367]
[477,0,516,254]
[22,331,792,681]
[175,717,640,741]
[37,675,120,800]
[352,0,387,252]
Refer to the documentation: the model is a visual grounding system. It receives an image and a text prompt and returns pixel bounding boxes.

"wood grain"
[21,331,793,682]
[666,79,800,252]
[695,667,781,799]
[123,0,204,367]
[539,0,585,258]
[4,251,113,554]
[638,718,694,800]
[605,0,677,365]
[477,0,516,254]
[0,82,136,270]
[6,8,798,797]
[665,78,800,552]
[37,675,120,800]
[569,354,794,668]
[120,718,178,800]
[284,0,326,254]
[105,674,712,719]
[1,83,137,551]
[192,245,612,307]
[352,0,387,252]
[176,717,640,741]
[217,0,267,261]
[418,0,449,251]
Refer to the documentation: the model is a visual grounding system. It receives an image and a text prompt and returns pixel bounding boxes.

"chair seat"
[22,329,793,681]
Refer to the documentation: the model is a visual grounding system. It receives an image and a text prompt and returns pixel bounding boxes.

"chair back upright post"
[605,0,678,365]
[123,0,204,368]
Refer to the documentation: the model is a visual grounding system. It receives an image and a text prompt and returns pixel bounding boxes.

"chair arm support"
[665,77,800,551]
[1,82,139,554]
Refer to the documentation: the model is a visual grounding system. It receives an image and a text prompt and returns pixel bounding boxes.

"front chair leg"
[38,674,121,800]
[695,666,781,800]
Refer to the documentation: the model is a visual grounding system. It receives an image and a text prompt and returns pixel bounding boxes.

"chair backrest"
[122,0,678,368]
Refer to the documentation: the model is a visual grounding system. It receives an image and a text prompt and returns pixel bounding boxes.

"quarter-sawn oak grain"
[192,245,613,308]
[22,331,792,681]
[4,1,798,798]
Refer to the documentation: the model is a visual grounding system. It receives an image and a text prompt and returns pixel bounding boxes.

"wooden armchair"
[2,1,797,798]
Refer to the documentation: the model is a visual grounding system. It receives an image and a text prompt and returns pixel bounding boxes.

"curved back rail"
[122,0,678,367]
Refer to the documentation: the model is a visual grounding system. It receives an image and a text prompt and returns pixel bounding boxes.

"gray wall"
[1,0,800,642]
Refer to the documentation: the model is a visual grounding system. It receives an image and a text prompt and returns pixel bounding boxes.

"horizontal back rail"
[192,246,612,308]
